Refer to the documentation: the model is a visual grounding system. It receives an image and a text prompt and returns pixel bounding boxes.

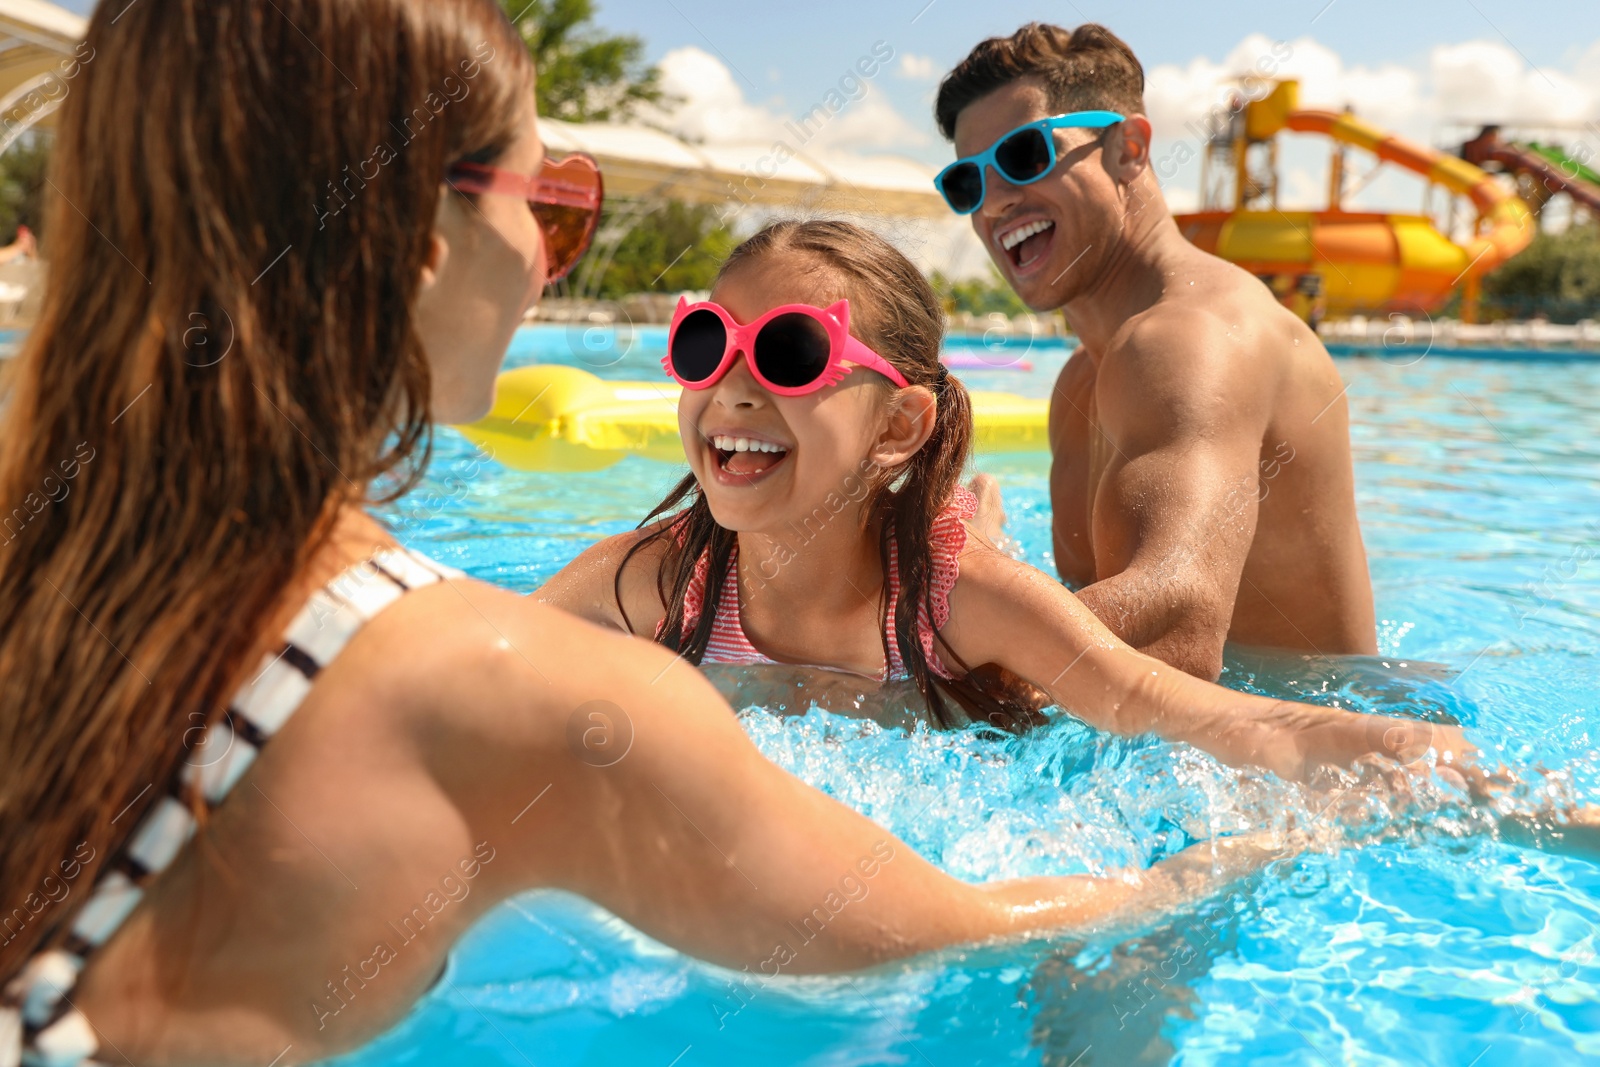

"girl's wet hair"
[617,219,1039,731]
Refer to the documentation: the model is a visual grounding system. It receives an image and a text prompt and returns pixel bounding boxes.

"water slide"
[1459,127,1600,215]
[1285,109,1532,279]
[1525,143,1600,188]
[1175,81,1533,317]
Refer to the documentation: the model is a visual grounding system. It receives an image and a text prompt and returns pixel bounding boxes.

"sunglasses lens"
[670,309,728,383]
[940,161,984,213]
[753,312,831,388]
[531,155,603,282]
[994,127,1053,182]
[532,203,589,281]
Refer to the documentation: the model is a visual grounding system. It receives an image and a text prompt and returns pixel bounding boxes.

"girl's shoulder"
[945,529,1065,623]
[536,517,681,635]
[590,516,683,566]
[947,532,1021,591]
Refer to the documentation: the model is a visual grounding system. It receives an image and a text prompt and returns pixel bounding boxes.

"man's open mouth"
[998,218,1056,272]
[709,433,790,480]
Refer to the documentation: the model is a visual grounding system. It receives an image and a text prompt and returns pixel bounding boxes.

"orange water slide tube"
[1176,207,1475,313]
[1285,110,1533,281]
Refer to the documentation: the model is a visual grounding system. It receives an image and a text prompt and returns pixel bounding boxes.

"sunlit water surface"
[333,327,1600,1066]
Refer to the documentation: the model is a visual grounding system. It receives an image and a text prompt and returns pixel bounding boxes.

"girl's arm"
[534,525,670,636]
[941,544,1475,781]
[426,584,1292,975]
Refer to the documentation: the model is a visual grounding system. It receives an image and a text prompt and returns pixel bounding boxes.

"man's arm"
[941,543,1478,781]
[1072,314,1275,680]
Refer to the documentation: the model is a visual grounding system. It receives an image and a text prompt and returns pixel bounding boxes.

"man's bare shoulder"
[1158,249,1344,393]
[1097,252,1325,423]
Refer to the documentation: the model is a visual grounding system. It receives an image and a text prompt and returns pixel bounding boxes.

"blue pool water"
[343,327,1600,1066]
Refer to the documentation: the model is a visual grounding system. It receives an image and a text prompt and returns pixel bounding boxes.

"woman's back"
[55,510,1034,1063]
[70,512,1126,1064]
[0,0,538,1011]
[60,511,806,1061]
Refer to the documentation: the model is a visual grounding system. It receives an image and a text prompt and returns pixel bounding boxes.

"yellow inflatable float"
[457,364,1051,472]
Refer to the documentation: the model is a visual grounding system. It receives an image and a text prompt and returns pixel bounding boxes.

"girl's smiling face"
[679,254,913,535]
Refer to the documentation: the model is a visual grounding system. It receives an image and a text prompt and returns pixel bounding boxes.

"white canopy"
[0,0,88,152]
[539,117,951,220]
[0,8,954,217]
[0,0,82,44]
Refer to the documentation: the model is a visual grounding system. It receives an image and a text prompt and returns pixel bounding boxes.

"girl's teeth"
[711,435,786,453]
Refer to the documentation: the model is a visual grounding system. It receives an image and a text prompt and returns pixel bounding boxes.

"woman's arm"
[941,544,1475,782]
[414,582,1290,974]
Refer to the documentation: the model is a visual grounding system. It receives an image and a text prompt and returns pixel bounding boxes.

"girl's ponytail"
[881,362,971,727]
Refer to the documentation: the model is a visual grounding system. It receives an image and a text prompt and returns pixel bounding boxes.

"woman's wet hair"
[618,219,1040,731]
[0,0,533,979]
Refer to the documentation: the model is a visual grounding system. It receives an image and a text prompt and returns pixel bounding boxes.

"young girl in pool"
[539,219,1468,780]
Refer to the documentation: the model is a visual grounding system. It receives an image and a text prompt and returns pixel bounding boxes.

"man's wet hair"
[935,22,1146,140]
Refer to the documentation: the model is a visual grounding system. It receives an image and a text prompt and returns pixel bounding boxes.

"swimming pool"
[344,327,1600,1066]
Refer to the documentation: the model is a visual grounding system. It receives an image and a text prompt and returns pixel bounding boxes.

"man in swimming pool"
[938,23,1378,681]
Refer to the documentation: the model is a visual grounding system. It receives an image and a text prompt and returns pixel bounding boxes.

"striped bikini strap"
[0,546,461,1067]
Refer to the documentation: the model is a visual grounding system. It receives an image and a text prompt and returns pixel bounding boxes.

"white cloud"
[1429,40,1594,125]
[1159,182,1199,213]
[1146,33,1600,140]
[1280,165,1325,210]
[897,53,938,80]
[1143,33,1600,212]
[645,45,928,153]
[1144,34,1424,141]
[1279,38,1423,134]
[1579,39,1600,86]
[649,46,776,143]
[807,91,930,151]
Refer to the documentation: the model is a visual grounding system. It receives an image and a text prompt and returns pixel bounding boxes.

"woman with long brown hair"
[0,1,1317,1063]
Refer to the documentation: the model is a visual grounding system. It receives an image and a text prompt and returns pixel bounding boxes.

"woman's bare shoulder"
[340,574,684,755]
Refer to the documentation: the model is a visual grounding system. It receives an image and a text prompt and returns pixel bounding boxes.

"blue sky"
[58,2,1600,169]
[60,1,1600,111]
[586,0,1599,219]
[56,0,1600,271]
[600,0,1600,147]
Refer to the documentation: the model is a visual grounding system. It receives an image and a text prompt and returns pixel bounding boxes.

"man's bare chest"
[1047,354,1111,584]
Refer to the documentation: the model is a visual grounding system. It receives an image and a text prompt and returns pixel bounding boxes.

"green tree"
[586,200,735,299]
[1482,223,1600,323]
[0,135,51,243]
[929,267,1031,318]
[499,0,664,123]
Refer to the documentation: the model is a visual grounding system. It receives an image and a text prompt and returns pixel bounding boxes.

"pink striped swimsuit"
[659,487,977,681]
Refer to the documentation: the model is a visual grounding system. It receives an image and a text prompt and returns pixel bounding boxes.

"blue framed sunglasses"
[934,110,1124,215]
